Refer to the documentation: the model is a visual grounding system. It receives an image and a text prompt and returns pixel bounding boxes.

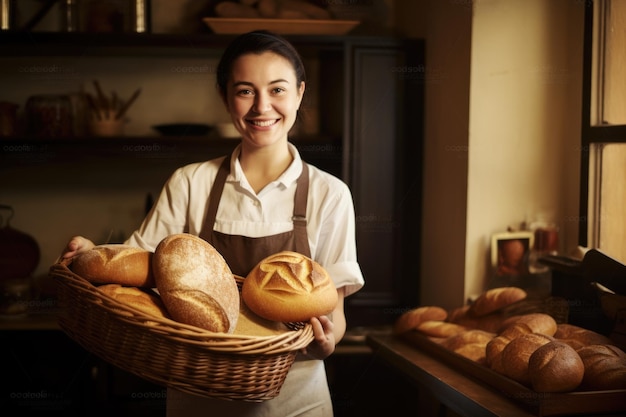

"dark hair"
[216,30,306,97]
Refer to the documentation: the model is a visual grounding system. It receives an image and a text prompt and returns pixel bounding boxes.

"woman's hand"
[301,287,346,360]
[60,236,95,260]
[302,315,336,360]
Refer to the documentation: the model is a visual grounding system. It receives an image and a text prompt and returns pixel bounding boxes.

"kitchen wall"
[414,0,584,309]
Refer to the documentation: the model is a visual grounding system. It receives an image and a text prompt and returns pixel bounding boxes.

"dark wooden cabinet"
[343,38,424,327]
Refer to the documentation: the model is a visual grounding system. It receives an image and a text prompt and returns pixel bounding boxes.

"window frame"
[579,0,626,248]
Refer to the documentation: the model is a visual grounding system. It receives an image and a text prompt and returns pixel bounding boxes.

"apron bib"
[199,154,311,276]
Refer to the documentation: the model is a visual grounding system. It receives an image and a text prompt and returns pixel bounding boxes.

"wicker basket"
[49,260,314,402]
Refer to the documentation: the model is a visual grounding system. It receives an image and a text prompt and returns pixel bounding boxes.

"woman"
[61,30,364,416]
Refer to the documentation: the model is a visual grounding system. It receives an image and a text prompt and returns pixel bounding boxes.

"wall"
[417,0,584,309]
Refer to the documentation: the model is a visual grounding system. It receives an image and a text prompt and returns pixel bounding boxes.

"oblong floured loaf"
[72,244,154,287]
[242,251,338,322]
[393,306,448,335]
[469,287,527,317]
[153,234,239,333]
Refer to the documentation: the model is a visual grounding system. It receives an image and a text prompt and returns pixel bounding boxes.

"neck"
[239,142,293,193]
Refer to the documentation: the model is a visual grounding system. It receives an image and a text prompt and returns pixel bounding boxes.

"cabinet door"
[344,40,424,327]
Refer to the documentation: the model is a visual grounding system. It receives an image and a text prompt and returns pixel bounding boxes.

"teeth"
[250,119,276,127]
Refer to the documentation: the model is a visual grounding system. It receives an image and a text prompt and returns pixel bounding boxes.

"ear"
[297,81,306,108]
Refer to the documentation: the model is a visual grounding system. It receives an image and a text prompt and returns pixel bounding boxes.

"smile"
[247,119,279,127]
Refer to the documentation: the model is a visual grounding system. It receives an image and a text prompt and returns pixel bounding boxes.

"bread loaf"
[72,244,154,287]
[416,320,469,338]
[577,344,626,390]
[153,234,239,333]
[448,305,507,333]
[554,323,613,350]
[440,329,495,364]
[98,284,170,319]
[469,287,527,317]
[485,335,510,372]
[528,341,584,392]
[242,251,338,322]
[500,313,558,338]
[501,332,554,384]
[393,306,448,335]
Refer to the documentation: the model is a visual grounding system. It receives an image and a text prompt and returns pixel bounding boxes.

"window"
[582,0,626,263]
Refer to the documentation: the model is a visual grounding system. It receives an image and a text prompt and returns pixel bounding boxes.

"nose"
[252,92,271,114]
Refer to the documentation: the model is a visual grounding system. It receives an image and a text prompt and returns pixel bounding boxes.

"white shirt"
[126,143,364,297]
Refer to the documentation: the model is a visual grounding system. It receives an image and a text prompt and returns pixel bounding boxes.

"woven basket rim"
[50,260,314,353]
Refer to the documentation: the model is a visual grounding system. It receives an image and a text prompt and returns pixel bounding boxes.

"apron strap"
[199,156,230,243]
[293,163,310,257]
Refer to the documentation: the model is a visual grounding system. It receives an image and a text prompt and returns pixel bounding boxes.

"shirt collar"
[229,142,303,188]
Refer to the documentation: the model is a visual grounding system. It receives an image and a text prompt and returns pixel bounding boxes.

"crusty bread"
[500,313,558,338]
[501,332,554,385]
[486,335,510,372]
[469,287,527,317]
[554,323,613,350]
[577,344,626,390]
[153,234,239,333]
[72,244,154,287]
[242,251,338,322]
[448,305,507,334]
[441,329,496,351]
[393,306,448,334]
[416,320,469,338]
[528,341,584,392]
[98,284,170,319]
[440,329,495,364]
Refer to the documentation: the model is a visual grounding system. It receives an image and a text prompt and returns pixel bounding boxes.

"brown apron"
[199,154,311,276]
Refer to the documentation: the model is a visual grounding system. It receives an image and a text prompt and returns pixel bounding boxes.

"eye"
[272,87,286,95]
[236,88,254,96]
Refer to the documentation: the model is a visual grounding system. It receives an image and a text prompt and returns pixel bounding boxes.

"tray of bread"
[393,287,626,416]
[49,234,341,402]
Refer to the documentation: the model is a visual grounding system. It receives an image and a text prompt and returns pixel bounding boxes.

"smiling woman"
[59,30,365,417]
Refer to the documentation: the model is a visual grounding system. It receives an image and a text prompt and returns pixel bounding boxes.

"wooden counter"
[366,332,626,417]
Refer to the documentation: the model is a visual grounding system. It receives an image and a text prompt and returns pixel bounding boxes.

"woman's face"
[224,51,305,150]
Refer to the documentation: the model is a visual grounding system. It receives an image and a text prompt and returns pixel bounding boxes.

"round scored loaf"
[577,344,626,390]
[153,234,239,333]
[554,323,613,350]
[98,284,170,320]
[242,251,338,323]
[469,287,527,317]
[501,332,555,385]
[72,244,155,287]
[528,341,584,392]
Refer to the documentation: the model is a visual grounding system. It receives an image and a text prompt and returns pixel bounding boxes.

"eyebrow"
[232,79,290,88]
